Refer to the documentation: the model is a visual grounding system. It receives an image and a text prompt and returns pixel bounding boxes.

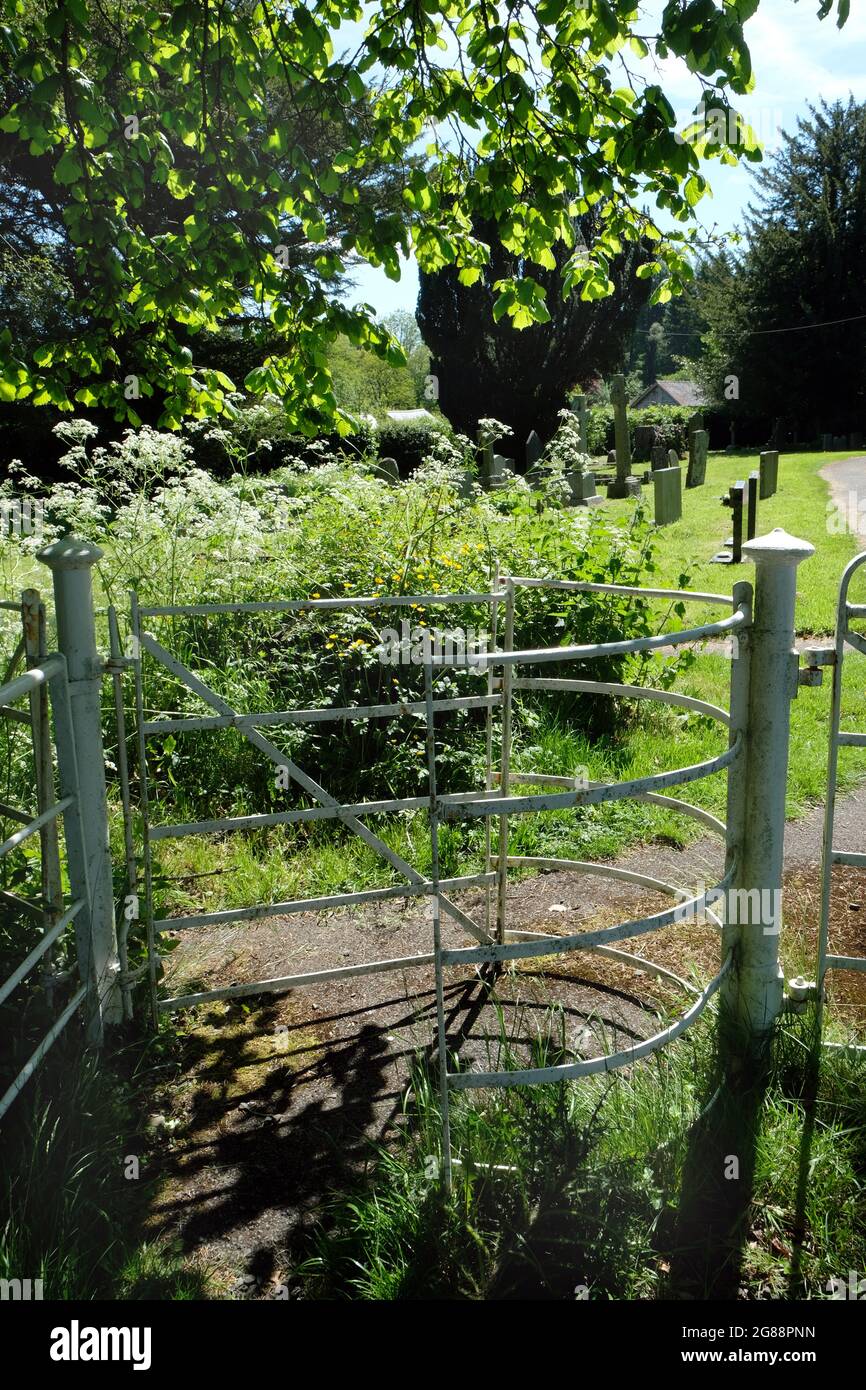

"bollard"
[38,537,122,1028]
[719,530,814,1068]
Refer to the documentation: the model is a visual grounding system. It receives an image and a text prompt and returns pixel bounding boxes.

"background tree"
[0,0,843,433]
[696,99,866,437]
[417,209,653,447]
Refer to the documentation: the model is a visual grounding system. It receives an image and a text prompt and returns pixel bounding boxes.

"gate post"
[38,536,122,1028]
[720,529,814,1068]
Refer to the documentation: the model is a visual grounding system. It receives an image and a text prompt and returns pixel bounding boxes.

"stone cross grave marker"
[606,374,632,498]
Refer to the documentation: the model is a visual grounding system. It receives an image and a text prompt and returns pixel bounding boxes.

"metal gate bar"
[818,549,866,1049]
[129,587,507,1018]
[0,648,99,1120]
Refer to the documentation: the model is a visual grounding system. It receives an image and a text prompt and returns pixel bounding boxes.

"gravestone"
[851,432,864,449]
[652,464,682,525]
[713,480,745,563]
[376,456,399,483]
[570,394,590,454]
[759,449,779,500]
[492,454,513,487]
[457,470,475,499]
[634,424,656,462]
[747,471,758,541]
[526,429,543,471]
[667,448,679,467]
[687,429,709,488]
[821,433,833,451]
[566,470,603,507]
[606,374,632,497]
[626,476,642,497]
[651,445,667,470]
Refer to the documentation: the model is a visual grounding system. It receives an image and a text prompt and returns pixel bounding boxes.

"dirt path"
[141,776,866,1297]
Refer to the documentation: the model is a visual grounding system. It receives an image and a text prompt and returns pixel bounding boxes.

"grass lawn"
[600,449,865,635]
[152,449,866,917]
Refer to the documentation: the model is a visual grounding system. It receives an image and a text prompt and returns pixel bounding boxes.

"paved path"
[820,454,866,537]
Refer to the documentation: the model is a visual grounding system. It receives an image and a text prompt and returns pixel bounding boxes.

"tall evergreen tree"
[698,99,866,436]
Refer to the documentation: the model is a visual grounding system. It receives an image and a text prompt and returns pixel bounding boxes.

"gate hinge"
[798,646,836,686]
[103,655,136,674]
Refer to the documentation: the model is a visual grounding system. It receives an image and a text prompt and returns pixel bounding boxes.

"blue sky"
[346,0,866,319]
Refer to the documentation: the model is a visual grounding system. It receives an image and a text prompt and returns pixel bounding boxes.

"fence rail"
[119,548,817,1190]
[0,618,98,1121]
[0,528,830,1181]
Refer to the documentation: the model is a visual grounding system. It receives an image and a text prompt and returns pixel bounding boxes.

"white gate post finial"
[721,528,814,1066]
[38,536,123,1029]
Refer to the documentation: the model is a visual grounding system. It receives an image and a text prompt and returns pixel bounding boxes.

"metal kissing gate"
[819,550,866,1050]
[2,527,864,1184]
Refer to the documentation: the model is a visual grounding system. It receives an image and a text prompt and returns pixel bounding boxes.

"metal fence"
[2,527,845,1168]
[819,549,866,1052]
[0,594,98,1121]
[122,529,816,1186]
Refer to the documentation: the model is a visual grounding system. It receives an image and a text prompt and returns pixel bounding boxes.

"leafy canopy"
[0,0,848,431]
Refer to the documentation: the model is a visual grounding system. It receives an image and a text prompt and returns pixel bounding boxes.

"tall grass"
[297,1006,866,1300]
[0,1032,209,1300]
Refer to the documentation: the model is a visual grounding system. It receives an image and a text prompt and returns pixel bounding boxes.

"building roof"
[631,379,707,409]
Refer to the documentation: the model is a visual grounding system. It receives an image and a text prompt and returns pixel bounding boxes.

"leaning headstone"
[375,456,399,483]
[491,454,512,487]
[526,429,543,471]
[652,464,682,525]
[759,449,779,499]
[651,445,667,470]
[667,448,679,467]
[686,429,709,488]
[606,374,632,497]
